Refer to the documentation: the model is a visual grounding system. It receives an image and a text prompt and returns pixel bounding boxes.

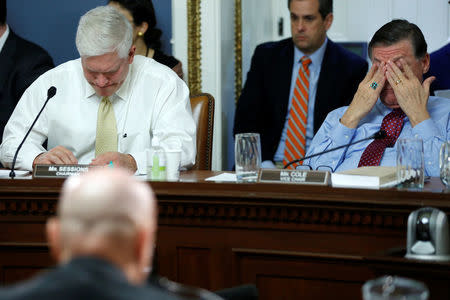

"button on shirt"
[303,97,450,177]
[0,56,196,173]
[262,39,327,168]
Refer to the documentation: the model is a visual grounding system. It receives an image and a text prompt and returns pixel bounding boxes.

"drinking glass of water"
[440,141,450,190]
[235,133,261,183]
[362,276,429,300]
[396,138,424,190]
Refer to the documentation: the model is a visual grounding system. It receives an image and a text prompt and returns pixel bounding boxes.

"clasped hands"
[33,146,137,172]
[341,59,435,128]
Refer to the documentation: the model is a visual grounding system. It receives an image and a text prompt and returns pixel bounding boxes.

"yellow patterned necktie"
[95,97,118,156]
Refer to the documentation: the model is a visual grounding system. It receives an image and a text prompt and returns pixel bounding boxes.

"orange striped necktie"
[283,56,312,169]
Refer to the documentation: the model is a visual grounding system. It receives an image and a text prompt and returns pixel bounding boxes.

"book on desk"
[331,166,399,189]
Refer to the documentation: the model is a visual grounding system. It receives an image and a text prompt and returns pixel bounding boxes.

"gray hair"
[76,6,133,58]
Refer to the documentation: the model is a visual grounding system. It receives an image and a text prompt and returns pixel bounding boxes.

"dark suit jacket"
[0,30,54,141]
[0,256,182,300]
[424,43,450,95]
[233,38,368,162]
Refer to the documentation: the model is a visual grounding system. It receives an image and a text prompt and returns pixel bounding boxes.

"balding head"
[47,168,157,284]
[59,168,155,233]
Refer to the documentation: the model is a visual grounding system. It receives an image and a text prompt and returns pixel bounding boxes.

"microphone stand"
[283,130,387,169]
[9,87,57,179]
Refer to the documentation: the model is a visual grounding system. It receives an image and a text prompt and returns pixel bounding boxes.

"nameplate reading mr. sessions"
[259,169,330,185]
[33,164,91,178]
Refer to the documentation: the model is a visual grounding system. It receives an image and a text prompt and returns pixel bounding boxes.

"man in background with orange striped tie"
[234,0,368,169]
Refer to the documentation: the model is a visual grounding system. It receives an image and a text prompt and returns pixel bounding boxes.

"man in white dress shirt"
[0,6,196,174]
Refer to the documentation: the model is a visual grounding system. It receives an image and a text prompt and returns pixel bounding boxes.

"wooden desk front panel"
[153,178,450,298]
[0,174,449,299]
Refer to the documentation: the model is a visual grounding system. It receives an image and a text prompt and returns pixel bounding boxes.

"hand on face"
[340,62,386,128]
[385,59,435,127]
[90,151,137,173]
[33,146,78,166]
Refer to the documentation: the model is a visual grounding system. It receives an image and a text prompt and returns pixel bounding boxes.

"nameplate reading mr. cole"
[33,164,91,178]
[259,169,330,185]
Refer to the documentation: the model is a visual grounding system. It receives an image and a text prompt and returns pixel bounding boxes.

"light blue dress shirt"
[262,39,327,168]
[303,96,450,177]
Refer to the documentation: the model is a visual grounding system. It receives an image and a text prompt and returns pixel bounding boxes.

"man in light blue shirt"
[304,20,450,177]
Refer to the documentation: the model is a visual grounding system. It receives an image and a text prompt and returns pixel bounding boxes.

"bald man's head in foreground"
[46,168,157,285]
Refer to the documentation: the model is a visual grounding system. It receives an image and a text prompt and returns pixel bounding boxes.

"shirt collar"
[0,24,10,53]
[83,58,134,102]
[375,99,405,117]
[114,62,133,101]
[293,37,328,67]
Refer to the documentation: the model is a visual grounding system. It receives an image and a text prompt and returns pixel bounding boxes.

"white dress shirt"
[0,55,196,174]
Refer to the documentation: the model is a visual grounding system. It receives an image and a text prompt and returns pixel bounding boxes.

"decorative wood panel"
[0,173,449,299]
[0,243,53,285]
[232,248,373,300]
[177,247,212,288]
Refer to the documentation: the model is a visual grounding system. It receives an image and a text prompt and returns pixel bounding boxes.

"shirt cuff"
[261,160,276,169]
[331,121,356,147]
[17,147,46,171]
[410,118,440,142]
[128,151,146,175]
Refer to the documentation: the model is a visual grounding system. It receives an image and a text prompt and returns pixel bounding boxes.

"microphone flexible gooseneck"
[283,130,387,169]
[9,86,57,179]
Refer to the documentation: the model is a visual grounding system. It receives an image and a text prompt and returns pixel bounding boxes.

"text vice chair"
[190,93,215,170]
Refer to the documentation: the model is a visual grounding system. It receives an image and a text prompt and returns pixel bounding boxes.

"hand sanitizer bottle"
[150,137,166,181]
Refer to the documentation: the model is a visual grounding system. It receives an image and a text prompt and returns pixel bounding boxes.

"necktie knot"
[391,108,406,118]
[358,108,406,167]
[300,56,312,69]
[381,109,405,137]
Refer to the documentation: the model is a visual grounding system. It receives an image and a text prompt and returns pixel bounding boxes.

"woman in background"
[108,0,183,78]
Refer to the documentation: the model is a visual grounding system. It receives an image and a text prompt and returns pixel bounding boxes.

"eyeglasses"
[294,164,334,172]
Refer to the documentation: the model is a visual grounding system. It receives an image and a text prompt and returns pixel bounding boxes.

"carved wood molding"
[0,199,56,216]
[187,0,202,94]
[158,201,406,230]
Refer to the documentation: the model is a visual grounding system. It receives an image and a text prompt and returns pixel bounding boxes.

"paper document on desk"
[0,170,31,178]
[331,166,399,189]
[205,173,236,182]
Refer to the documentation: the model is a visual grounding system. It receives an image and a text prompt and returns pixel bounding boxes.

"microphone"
[283,130,387,169]
[9,86,57,179]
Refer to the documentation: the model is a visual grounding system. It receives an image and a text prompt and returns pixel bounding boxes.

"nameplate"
[33,164,91,178]
[258,169,330,185]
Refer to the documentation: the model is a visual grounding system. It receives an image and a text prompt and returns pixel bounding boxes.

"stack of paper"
[331,166,399,189]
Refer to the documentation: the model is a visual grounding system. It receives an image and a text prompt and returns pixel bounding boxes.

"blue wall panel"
[153,0,172,54]
[6,0,172,66]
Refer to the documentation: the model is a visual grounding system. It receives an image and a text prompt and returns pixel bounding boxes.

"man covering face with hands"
[303,19,450,177]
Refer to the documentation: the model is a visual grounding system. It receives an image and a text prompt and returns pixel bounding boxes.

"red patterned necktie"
[358,108,406,167]
[283,56,312,169]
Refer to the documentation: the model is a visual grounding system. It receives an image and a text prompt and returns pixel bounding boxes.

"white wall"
[327,0,449,52]
[172,0,235,171]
